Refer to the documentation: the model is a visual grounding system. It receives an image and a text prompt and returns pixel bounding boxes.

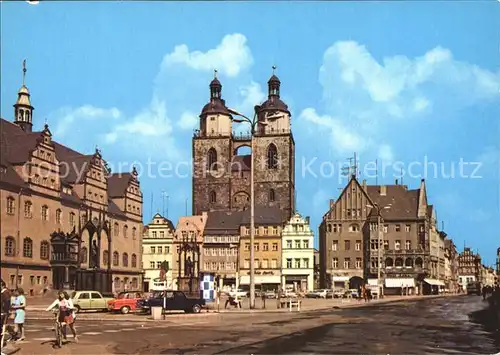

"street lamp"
[366,203,391,298]
[228,106,267,310]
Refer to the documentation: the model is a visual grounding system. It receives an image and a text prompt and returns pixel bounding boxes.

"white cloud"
[377,144,394,164]
[299,108,369,154]
[177,111,199,130]
[161,33,253,78]
[52,105,121,137]
[235,81,266,115]
[304,40,500,156]
[104,97,172,143]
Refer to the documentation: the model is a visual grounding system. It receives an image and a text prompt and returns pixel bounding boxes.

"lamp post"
[367,203,391,298]
[228,106,266,310]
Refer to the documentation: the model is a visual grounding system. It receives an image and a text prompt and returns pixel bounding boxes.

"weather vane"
[272,65,277,74]
[214,69,218,78]
[22,59,27,86]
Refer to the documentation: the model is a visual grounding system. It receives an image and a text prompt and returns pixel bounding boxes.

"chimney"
[329,199,335,209]
[305,216,310,225]
[362,179,367,189]
[395,179,398,185]
[380,185,387,196]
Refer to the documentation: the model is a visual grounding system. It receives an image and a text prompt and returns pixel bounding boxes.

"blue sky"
[2,1,499,265]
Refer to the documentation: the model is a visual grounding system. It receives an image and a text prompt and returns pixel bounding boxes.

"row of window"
[327,223,417,233]
[242,226,279,236]
[6,198,137,239]
[148,261,170,270]
[243,259,279,269]
[203,261,237,271]
[244,242,279,252]
[80,249,138,268]
[6,274,48,288]
[209,189,277,204]
[331,240,362,252]
[145,246,171,255]
[331,256,425,269]
[4,237,49,259]
[207,144,279,171]
[150,231,168,239]
[369,240,414,251]
[285,239,310,249]
[204,247,237,256]
[113,277,139,290]
[285,258,311,269]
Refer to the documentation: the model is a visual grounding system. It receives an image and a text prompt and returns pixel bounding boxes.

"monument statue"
[90,239,99,268]
[185,256,193,277]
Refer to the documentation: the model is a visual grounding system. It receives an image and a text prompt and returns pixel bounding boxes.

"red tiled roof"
[365,185,421,220]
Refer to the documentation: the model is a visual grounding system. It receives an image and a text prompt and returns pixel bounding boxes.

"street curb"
[26,311,218,322]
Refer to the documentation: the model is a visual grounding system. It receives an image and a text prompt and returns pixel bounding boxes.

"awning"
[239,275,280,285]
[424,278,445,286]
[332,276,349,282]
[385,278,415,288]
[367,279,378,286]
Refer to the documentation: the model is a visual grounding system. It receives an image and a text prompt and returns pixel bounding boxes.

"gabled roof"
[108,173,133,197]
[365,185,420,220]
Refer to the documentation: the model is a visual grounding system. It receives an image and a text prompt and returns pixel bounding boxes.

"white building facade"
[281,213,315,292]
[142,213,176,291]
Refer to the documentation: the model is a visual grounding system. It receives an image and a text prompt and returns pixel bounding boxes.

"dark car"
[137,290,206,313]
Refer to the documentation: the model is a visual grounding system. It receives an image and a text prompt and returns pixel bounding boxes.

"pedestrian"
[1,279,12,348]
[11,288,26,342]
[63,292,78,342]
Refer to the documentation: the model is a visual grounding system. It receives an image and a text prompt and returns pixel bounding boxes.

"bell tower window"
[269,189,276,202]
[207,148,218,171]
[267,144,278,169]
[209,191,216,203]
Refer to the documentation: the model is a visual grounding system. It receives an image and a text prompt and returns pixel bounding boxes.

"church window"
[207,148,218,171]
[267,144,278,169]
[269,189,275,202]
[209,191,216,203]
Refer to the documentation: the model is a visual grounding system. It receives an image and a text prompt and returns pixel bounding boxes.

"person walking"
[1,280,12,349]
[63,292,78,342]
[11,289,26,342]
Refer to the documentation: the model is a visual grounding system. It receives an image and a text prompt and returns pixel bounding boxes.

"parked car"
[137,290,206,314]
[107,291,144,314]
[264,291,277,299]
[333,289,345,298]
[71,291,115,313]
[305,290,320,298]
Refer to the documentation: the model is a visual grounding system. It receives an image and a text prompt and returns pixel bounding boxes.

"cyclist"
[45,291,77,343]
[62,292,77,342]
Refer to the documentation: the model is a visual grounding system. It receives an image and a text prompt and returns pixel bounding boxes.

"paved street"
[6,295,499,354]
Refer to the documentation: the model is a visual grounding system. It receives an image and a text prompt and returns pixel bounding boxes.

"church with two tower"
[192,70,296,222]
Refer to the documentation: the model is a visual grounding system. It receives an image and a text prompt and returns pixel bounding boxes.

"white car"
[229,289,247,298]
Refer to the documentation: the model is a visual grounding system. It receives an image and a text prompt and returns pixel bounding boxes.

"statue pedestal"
[177,277,200,297]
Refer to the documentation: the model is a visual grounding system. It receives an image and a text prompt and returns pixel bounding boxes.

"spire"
[14,59,34,132]
[209,69,222,100]
[268,65,280,98]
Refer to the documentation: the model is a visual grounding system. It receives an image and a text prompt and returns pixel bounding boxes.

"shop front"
[239,274,281,291]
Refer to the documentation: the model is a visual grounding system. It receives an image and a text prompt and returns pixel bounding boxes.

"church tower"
[14,60,34,132]
[253,67,295,220]
[192,71,234,215]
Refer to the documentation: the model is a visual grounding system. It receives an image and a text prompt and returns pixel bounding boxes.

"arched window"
[23,237,33,258]
[207,148,218,171]
[123,225,128,238]
[132,227,137,239]
[385,257,394,267]
[56,209,62,224]
[113,251,119,266]
[267,144,278,169]
[80,247,88,264]
[6,197,15,215]
[103,250,109,266]
[209,191,216,203]
[5,236,15,256]
[349,224,360,232]
[114,222,119,237]
[269,189,275,202]
[395,257,403,267]
[415,257,423,268]
[69,212,75,227]
[131,278,138,289]
[405,258,414,267]
[327,224,332,233]
[131,254,137,268]
[113,277,121,290]
[24,201,32,218]
[41,205,49,221]
[123,253,129,267]
[40,241,50,260]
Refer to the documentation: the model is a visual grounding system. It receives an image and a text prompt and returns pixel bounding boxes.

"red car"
[107,291,144,314]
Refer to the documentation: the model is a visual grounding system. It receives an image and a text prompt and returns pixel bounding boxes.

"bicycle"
[52,309,66,348]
